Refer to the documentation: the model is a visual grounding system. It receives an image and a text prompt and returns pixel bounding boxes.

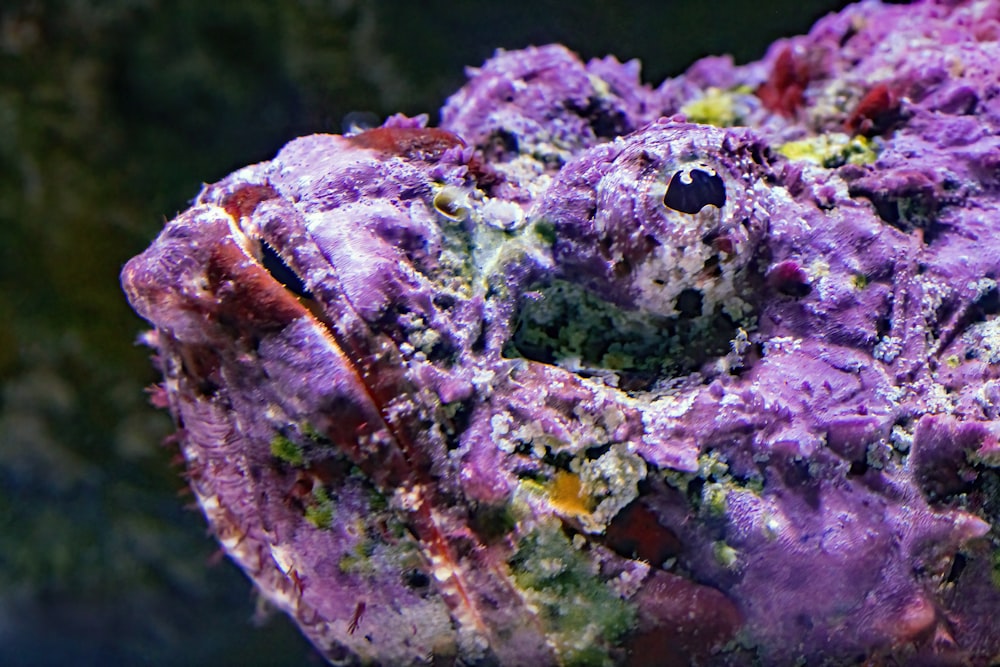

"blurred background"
[0,1,852,664]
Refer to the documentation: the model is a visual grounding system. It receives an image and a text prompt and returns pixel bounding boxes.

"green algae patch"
[533,219,557,246]
[713,541,739,569]
[505,280,736,378]
[506,281,670,373]
[663,450,763,519]
[702,482,730,517]
[270,434,305,466]
[470,502,519,543]
[336,484,421,577]
[338,537,378,575]
[509,520,636,666]
[304,485,335,529]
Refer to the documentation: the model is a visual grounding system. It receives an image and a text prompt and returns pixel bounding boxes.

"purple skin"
[122,2,1000,665]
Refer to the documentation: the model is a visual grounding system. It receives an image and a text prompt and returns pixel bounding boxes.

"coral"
[122,0,1000,664]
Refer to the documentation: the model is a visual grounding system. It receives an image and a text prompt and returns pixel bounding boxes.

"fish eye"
[663,166,726,214]
[260,240,312,298]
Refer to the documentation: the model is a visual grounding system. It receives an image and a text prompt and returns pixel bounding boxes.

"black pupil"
[261,241,311,298]
[663,168,727,214]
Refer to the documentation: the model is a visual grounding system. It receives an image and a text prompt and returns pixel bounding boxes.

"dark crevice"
[260,241,311,298]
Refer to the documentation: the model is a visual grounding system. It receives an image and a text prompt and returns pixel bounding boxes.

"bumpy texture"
[122,1,1000,664]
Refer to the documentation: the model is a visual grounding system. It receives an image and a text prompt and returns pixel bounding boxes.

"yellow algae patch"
[681,87,745,127]
[547,471,592,519]
[777,133,877,167]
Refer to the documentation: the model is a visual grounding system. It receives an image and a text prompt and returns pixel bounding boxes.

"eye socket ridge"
[663,165,727,214]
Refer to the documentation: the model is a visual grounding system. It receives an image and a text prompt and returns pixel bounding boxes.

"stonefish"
[122,1,1000,664]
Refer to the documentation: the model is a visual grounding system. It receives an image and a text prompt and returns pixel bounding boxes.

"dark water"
[0,1,849,664]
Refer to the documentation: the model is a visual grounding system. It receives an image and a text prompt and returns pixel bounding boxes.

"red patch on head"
[466,152,502,192]
[757,46,810,117]
[347,126,466,161]
[220,184,279,221]
[767,260,812,297]
[845,83,899,135]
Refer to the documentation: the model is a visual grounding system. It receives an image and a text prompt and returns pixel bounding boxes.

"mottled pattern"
[123,1,1000,664]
